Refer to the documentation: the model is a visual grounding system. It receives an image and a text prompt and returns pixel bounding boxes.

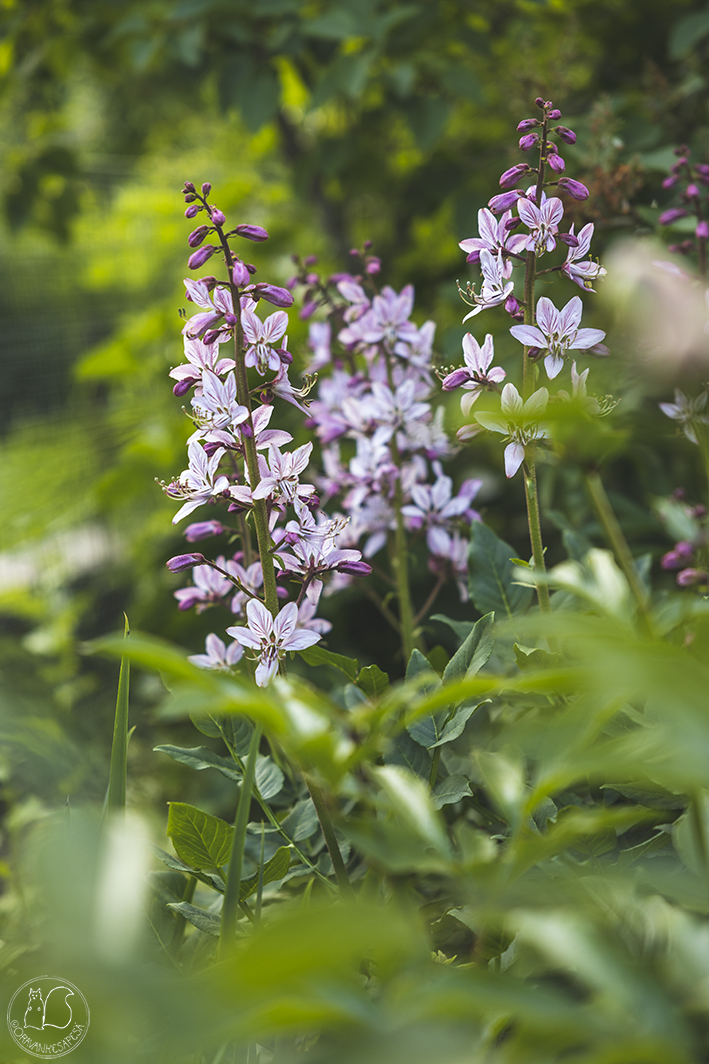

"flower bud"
[662,175,679,190]
[203,329,221,345]
[488,190,525,213]
[253,283,295,307]
[517,118,539,131]
[306,494,320,510]
[363,239,373,249]
[300,301,318,319]
[234,223,269,242]
[466,249,481,264]
[184,521,226,542]
[188,244,216,269]
[674,145,690,156]
[557,177,590,200]
[504,294,520,315]
[182,181,196,193]
[203,441,222,457]
[188,225,210,248]
[166,553,206,573]
[337,559,373,576]
[441,367,471,390]
[306,272,319,284]
[184,193,197,203]
[547,153,566,173]
[519,133,539,151]
[504,216,522,230]
[677,567,707,587]
[278,348,293,364]
[558,231,579,247]
[246,263,257,274]
[201,182,212,196]
[304,254,318,266]
[173,378,194,397]
[185,204,199,218]
[686,183,700,198]
[499,163,531,188]
[658,207,688,225]
[547,108,562,119]
[211,208,226,226]
[457,423,484,442]
[555,126,576,144]
[535,96,545,108]
[366,257,381,274]
[661,550,684,570]
[232,260,250,286]
[349,247,360,256]
[240,421,254,438]
[697,220,709,239]
[695,164,709,177]
[224,313,238,326]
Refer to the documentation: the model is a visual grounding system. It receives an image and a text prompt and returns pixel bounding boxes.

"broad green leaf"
[428,702,485,748]
[239,846,290,900]
[384,729,432,779]
[86,629,207,683]
[431,614,474,642]
[468,523,533,618]
[374,765,452,857]
[432,775,472,809]
[154,744,241,781]
[601,782,687,810]
[669,8,709,58]
[167,901,221,937]
[298,645,359,682]
[280,797,319,841]
[405,648,445,748]
[255,755,284,800]
[407,712,446,749]
[514,644,561,671]
[356,664,389,699]
[147,841,195,876]
[167,802,233,873]
[443,612,495,684]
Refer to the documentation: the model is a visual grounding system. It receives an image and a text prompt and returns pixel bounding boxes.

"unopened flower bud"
[519,133,539,151]
[535,96,545,108]
[547,108,562,119]
[183,181,196,193]
[363,239,373,249]
[201,182,212,196]
[557,177,590,200]
[504,216,522,231]
[499,163,531,188]
[695,164,709,177]
[517,118,539,131]
[184,521,226,542]
[253,283,294,307]
[527,347,542,359]
[278,348,293,365]
[366,257,381,274]
[662,175,679,189]
[304,254,318,266]
[246,263,257,274]
[677,567,707,587]
[349,247,360,256]
[185,204,199,218]
[224,313,238,326]
[674,145,690,156]
[457,424,484,442]
[232,260,250,286]
[306,272,319,284]
[188,244,216,269]
[211,208,226,226]
[558,231,579,247]
[555,126,576,144]
[240,421,254,438]
[441,367,471,390]
[488,190,525,213]
[658,207,688,225]
[203,329,221,345]
[184,193,197,203]
[547,153,566,173]
[203,441,222,458]
[697,220,709,239]
[173,378,194,397]
[166,553,206,573]
[337,559,373,576]
[234,223,269,242]
[686,183,700,198]
[188,225,210,248]
[306,494,320,510]
[284,529,300,546]
[300,301,318,319]
[504,294,520,315]
[466,249,481,264]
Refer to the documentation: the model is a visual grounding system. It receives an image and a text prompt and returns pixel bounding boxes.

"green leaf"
[147,841,195,876]
[432,775,472,809]
[404,96,452,150]
[443,612,495,684]
[167,901,221,937]
[255,755,284,800]
[602,783,687,810]
[239,846,290,900]
[384,729,432,779]
[154,744,241,781]
[374,765,451,857]
[468,523,533,618]
[280,797,319,841]
[431,614,474,643]
[166,802,233,873]
[428,702,484,748]
[298,645,359,682]
[669,7,709,58]
[106,614,130,814]
[356,664,389,699]
[405,649,444,747]
[514,644,561,671]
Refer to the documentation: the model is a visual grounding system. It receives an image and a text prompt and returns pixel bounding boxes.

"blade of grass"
[105,614,130,815]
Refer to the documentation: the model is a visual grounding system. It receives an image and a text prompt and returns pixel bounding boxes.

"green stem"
[219,725,261,955]
[585,470,652,626]
[106,613,130,814]
[523,458,551,613]
[392,480,417,661]
[306,780,354,898]
[171,874,196,951]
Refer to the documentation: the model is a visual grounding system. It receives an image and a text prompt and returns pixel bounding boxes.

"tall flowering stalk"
[449,97,607,613]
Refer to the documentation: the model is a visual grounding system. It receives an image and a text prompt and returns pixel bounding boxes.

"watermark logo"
[7,975,89,1058]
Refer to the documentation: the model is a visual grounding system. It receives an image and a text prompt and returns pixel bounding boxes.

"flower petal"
[504,442,525,478]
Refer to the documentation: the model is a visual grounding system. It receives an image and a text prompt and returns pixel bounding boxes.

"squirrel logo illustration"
[22,985,73,1031]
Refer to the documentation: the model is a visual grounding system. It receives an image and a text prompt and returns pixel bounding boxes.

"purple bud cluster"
[659,147,709,257]
[659,491,708,590]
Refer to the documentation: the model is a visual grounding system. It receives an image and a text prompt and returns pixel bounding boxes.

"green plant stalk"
[306,780,354,898]
[105,614,130,813]
[392,480,417,661]
[523,458,551,613]
[585,470,651,625]
[219,724,262,955]
[171,874,196,951]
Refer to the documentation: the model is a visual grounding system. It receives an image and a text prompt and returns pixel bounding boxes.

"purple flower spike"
[185,204,199,218]
[547,108,562,119]
[184,521,226,542]
[188,245,216,269]
[211,208,226,226]
[658,207,688,225]
[252,283,294,308]
[517,118,539,131]
[557,178,590,201]
[697,221,709,239]
[188,226,210,248]
[235,223,269,242]
[499,163,531,188]
[488,190,525,213]
[166,553,206,572]
[555,126,576,145]
[519,134,539,151]
[547,153,566,174]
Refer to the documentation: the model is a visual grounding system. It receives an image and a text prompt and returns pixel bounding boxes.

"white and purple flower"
[509,295,606,379]
[226,599,321,687]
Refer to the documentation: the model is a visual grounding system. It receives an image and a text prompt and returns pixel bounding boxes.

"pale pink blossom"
[226,600,320,686]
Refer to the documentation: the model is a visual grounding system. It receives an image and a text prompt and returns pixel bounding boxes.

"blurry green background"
[1,0,709,822]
